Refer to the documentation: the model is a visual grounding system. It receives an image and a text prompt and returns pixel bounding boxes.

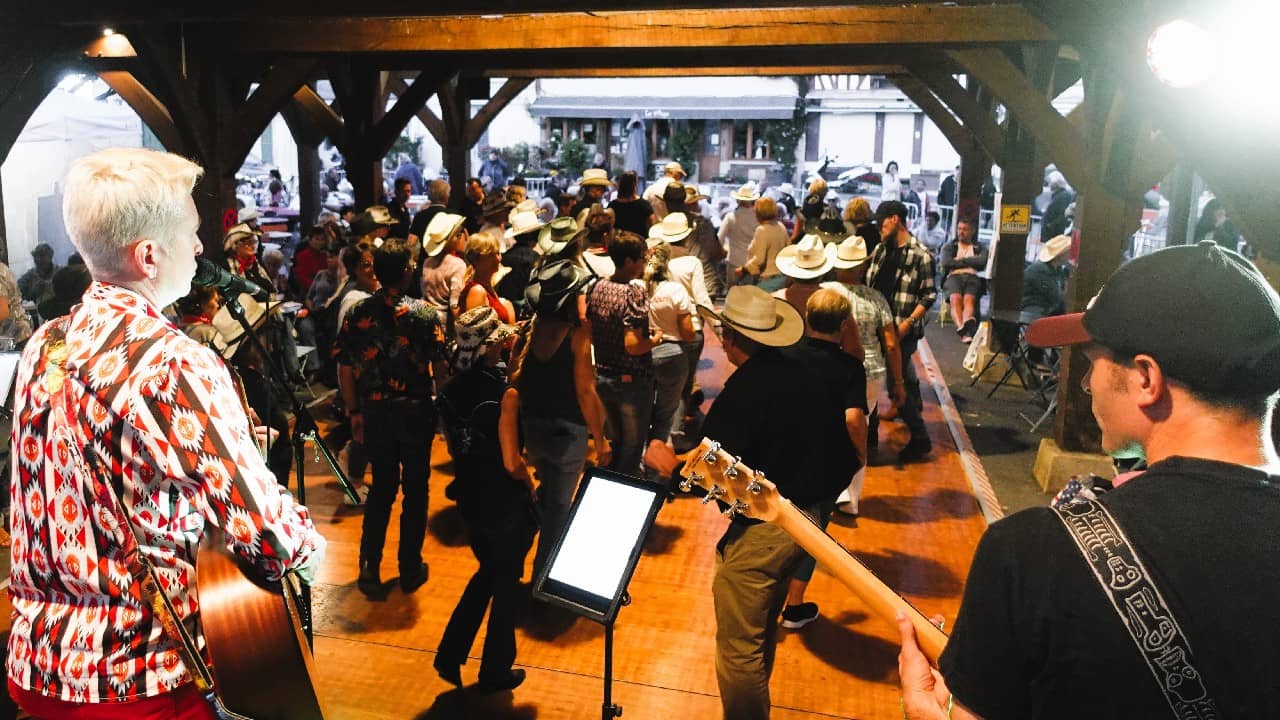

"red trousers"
[9,681,216,720]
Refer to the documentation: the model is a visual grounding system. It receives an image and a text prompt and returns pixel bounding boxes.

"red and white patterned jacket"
[7,282,325,703]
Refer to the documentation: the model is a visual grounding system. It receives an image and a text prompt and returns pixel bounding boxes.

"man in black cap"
[899,241,1280,719]
[864,200,936,461]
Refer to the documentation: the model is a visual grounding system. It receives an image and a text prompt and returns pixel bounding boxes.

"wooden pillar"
[745,121,754,161]
[956,149,989,222]
[297,141,321,229]
[1165,162,1194,247]
[988,120,1037,315]
[339,64,384,209]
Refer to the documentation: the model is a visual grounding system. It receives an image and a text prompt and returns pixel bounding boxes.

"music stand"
[533,467,665,720]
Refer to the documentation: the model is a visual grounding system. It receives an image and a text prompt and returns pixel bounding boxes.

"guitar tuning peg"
[702,440,722,465]
[747,470,764,494]
[679,472,698,493]
[700,485,726,504]
[722,499,749,517]
[724,456,742,480]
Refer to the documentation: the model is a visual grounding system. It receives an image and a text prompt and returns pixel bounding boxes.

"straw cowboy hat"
[452,305,518,372]
[696,285,803,348]
[647,212,693,244]
[684,184,709,203]
[1039,234,1072,263]
[222,222,262,252]
[423,212,466,257]
[827,235,869,270]
[777,234,835,280]
[730,183,760,202]
[537,216,580,256]
[577,168,613,188]
[663,161,686,178]
[505,209,546,239]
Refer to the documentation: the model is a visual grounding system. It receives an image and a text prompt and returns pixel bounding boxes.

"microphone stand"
[223,295,361,646]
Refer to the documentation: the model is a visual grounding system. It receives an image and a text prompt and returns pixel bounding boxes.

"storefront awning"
[529,95,797,120]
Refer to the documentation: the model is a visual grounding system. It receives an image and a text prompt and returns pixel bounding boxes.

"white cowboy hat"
[423,212,466,257]
[1039,234,1072,263]
[663,161,686,177]
[730,183,760,202]
[696,286,803,348]
[827,235,869,269]
[647,212,693,244]
[777,234,835,280]
[505,209,546,239]
[578,168,613,188]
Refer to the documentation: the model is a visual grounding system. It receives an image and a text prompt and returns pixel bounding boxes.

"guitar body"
[197,529,326,719]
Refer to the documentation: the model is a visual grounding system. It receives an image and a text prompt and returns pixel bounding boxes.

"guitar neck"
[771,499,948,662]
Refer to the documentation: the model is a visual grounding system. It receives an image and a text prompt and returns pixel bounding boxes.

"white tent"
[2,88,142,278]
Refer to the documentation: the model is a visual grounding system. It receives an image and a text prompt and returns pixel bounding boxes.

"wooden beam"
[888,75,977,158]
[465,78,531,147]
[292,85,344,145]
[906,64,1007,164]
[129,28,213,161]
[485,65,908,78]
[947,47,1091,190]
[215,6,1055,53]
[219,57,317,169]
[97,70,184,152]
[369,69,449,158]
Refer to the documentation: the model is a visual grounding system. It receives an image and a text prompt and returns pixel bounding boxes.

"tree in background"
[669,121,703,180]
[558,137,590,178]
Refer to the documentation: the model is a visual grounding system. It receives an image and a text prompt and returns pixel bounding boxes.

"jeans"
[438,495,536,682]
[522,416,589,578]
[897,334,930,447]
[650,345,688,444]
[360,399,434,571]
[595,372,655,478]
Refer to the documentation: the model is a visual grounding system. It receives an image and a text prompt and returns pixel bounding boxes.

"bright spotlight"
[1146,19,1214,88]
[102,27,115,36]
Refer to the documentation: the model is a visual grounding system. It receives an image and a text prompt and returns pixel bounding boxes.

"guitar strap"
[1053,499,1220,719]
[39,319,252,720]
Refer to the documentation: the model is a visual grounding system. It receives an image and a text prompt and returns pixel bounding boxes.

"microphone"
[192,258,270,301]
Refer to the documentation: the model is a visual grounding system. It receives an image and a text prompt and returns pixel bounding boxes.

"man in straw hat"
[420,212,469,323]
[719,183,761,285]
[644,283,862,720]
[865,200,936,462]
[1022,233,1072,321]
[899,241,1280,719]
[351,205,397,247]
[570,168,613,221]
[643,160,687,218]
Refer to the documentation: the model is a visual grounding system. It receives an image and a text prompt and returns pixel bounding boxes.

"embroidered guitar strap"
[1053,499,1220,720]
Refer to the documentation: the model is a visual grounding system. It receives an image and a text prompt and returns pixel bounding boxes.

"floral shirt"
[335,288,444,403]
[7,282,324,703]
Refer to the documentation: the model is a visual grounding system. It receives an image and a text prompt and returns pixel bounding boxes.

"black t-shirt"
[611,197,655,237]
[940,457,1280,719]
[408,204,446,241]
[702,339,865,512]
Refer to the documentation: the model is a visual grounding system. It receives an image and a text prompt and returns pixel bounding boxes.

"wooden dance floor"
[300,332,989,720]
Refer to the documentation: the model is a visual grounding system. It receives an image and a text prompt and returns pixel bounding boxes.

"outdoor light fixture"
[102,28,115,37]
[84,30,137,58]
[1146,19,1212,88]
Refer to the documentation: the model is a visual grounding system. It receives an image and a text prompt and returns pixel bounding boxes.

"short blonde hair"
[845,197,873,224]
[62,148,202,272]
[463,233,501,265]
[806,287,852,335]
[807,177,827,197]
[754,197,778,222]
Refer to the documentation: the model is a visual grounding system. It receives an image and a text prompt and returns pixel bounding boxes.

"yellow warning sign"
[999,205,1032,234]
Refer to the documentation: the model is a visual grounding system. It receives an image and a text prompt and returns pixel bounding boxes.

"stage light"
[102,28,115,37]
[1147,19,1213,88]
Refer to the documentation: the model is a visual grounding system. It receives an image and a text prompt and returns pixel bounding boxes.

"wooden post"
[297,141,321,230]
[1164,162,1193,247]
[988,121,1036,315]
[957,149,989,223]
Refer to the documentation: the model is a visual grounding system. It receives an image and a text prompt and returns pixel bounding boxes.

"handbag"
[1053,499,1220,719]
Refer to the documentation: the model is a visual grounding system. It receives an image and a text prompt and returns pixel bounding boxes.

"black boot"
[357,559,385,598]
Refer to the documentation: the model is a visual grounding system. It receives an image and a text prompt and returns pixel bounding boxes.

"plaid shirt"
[864,236,937,340]
[8,283,324,703]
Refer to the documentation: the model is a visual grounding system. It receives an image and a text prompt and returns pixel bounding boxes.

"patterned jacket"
[864,236,937,340]
[7,282,324,703]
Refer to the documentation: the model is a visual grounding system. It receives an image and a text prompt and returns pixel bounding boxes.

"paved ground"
[922,313,1056,516]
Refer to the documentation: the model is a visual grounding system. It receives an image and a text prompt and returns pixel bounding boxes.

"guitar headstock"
[678,438,784,522]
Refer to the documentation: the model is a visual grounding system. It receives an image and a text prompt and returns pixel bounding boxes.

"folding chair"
[968,316,1029,398]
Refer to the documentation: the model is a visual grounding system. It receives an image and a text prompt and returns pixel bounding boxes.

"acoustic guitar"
[678,438,949,662]
[196,527,327,719]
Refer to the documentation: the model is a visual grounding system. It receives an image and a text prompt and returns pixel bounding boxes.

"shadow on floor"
[859,488,981,524]
[791,610,899,683]
[414,686,538,719]
[428,505,470,547]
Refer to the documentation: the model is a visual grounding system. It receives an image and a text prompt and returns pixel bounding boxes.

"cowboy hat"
[663,161,686,178]
[777,234,835,280]
[1039,234,1072,263]
[577,168,613,188]
[505,209,546,239]
[452,305,518,372]
[696,285,802,348]
[525,258,591,318]
[684,184,709,203]
[730,183,760,202]
[647,212,693,244]
[238,207,260,224]
[777,182,795,197]
[537,216,580,256]
[222,222,261,252]
[423,212,466,257]
[827,235,868,269]
[481,191,513,217]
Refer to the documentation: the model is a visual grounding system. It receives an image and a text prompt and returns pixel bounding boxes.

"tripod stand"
[224,296,360,643]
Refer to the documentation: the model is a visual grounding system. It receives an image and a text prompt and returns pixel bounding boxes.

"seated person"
[1022,233,1072,321]
[938,218,988,342]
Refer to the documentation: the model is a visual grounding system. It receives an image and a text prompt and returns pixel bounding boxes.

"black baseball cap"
[1026,241,1280,395]
[875,200,908,222]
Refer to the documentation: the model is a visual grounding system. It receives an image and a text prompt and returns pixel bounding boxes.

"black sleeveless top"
[515,330,585,424]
